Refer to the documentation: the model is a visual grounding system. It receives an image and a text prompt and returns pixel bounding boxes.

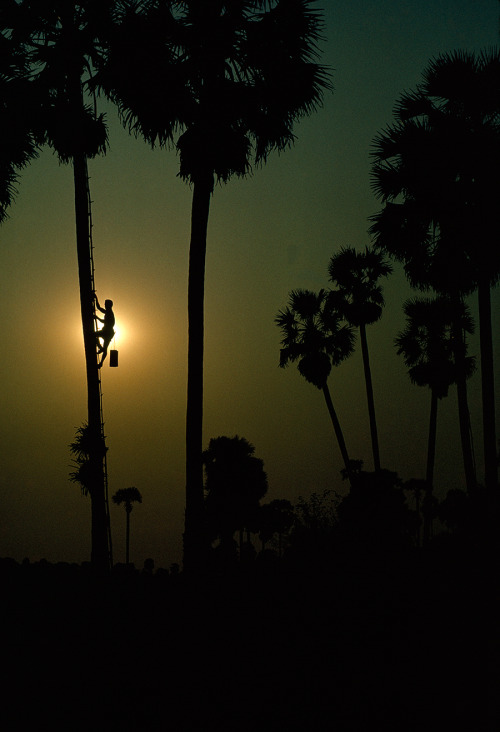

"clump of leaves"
[69,423,107,496]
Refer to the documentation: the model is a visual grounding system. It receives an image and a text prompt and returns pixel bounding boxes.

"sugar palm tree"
[98,0,331,571]
[395,296,475,543]
[276,289,356,485]
[112,487,142,566]
[203,435,268,558]
[370,49,500,491]
[328,246,392,472]
[7,0,113,570]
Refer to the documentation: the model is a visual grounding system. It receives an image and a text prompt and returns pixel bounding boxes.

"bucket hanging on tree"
[109,333,118,367]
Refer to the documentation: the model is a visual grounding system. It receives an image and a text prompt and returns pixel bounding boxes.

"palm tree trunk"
[322,383,354,486]
[477,277,498,490]
[359,323,381,471]
[183,173,214,573]
[456,374,476,492]
[451,311,476,492]
[73,151,108,572]
[125,508,130,565]
[415,489,421,548]
[423,388,438,546]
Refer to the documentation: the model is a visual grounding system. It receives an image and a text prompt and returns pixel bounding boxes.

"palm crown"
[328,246,392,327]
[99,0,331,185]
[112,486,143,513]
[395,296,475,399]
[9,0,112,162]
[369,48,500,293]
[276,288,355,390]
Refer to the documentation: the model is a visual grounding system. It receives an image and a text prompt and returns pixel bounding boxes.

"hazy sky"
[1,0,499,569]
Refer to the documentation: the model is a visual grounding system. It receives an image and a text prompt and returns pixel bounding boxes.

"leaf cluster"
[370,48,500,293]
[395,295,476,398]
[69,423,107,496]
[203,435,268,541]
[96,0,332,184]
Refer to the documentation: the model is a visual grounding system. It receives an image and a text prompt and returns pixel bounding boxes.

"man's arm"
[94,293,105,314]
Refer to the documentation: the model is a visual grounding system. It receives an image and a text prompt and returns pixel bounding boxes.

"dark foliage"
[203,435,268,551]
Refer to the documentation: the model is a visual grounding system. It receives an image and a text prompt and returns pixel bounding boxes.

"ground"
[1,545,497,731]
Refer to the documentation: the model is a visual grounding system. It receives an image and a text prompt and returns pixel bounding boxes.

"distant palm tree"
[370,49,500,490]
[112,487,142,566]
[9,1,112,570]
[98,0,331,572]
[328,246,392,472]
[276,289,356,485]
[203,436,268,558]
[395,296,474,543]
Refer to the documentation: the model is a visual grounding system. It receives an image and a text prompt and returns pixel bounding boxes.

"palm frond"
[276,285,354,389]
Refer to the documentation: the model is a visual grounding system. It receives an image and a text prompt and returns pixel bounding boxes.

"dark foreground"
[1,542,498,731]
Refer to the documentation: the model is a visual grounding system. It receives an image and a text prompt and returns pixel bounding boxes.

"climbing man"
[94,293,115,368]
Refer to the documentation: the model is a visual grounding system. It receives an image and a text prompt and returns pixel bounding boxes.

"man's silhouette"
[94,294,115,368]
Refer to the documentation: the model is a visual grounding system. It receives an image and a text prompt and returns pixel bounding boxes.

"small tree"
[258,499,295,556]
[112,487,142,566]
[203,436,268,559]
[286,489,339,570]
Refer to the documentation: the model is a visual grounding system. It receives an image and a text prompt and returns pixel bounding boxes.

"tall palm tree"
[9,0,113,570]
[98,0,331,572]
[395,296,475,543]
[276,288,356,485]
[370,49,500,491]
[112,487,142,565]
[328,246,392,472]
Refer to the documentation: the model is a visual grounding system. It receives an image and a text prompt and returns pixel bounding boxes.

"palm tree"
[395,296,474,543]
[276,288,356,485]
[328,246,392,472]
[203,436,268,559]
[112,487,142,566]
[97,0,331,572]
[370,49,500,491]
[9,1,113,570]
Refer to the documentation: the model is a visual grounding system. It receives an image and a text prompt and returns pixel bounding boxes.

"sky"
[1,0,499,569]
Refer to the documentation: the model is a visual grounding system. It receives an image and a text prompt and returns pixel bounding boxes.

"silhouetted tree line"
[277,49,500,562]
[196,433,500,577]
